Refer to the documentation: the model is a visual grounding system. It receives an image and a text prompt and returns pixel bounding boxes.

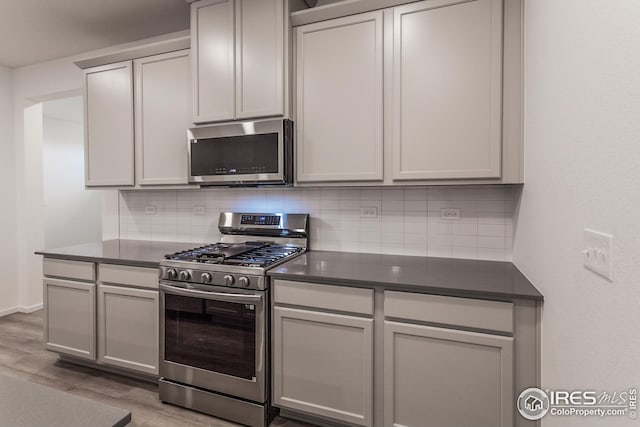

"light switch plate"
[583,228,613,281]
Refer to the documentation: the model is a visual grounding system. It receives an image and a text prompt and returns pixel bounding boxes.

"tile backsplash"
[119,185,515,261]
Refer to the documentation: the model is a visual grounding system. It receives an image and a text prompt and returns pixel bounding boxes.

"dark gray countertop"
[0,373,131,427]
[268,251,543,301]
[35,239,199,268]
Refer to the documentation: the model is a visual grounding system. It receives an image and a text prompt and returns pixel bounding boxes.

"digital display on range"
[240,215,280,225]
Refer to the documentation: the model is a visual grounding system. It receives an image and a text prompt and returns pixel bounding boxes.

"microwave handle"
[160,283,263,305]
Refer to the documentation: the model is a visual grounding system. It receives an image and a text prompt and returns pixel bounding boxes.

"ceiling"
[0,0,190,68]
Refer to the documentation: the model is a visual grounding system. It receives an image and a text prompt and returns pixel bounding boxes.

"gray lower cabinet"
[383,321,514,427]
[97,284,159,375]
[42,258,160,378]
[273,279,375,426]
[43,278,96,360]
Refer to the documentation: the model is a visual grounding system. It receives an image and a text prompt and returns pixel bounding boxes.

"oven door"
[159,282,266,403]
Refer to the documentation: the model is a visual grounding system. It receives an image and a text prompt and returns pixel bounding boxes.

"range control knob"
[201,273,212,283]
[166,269,178,279]
[223,274,235,286]
[178,270,191,281]
[238,277,250,288]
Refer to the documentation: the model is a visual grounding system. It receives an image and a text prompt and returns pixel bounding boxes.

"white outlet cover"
[440,208,461,221]
[144,205,157,214]
[583,228,613,281]
[192,206,206,215]
[360,206,378,218]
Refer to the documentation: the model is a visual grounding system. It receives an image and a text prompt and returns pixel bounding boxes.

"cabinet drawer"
[98,264,158,289]
[384,291,513,334]
[43,258,95,282]
[274,280,373,316]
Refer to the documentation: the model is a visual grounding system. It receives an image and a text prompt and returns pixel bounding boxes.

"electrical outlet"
[440,208,461,220]
[360,206,378,218]
[144,205,157,215]
[192,206,206,215]
[583,229,613,281]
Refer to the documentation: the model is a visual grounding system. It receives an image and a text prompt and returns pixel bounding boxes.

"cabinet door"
[84,61,134,186]
[191,0,235,123]
[296,11,384,182]
[235,0,284,119]
[273,306,373,426]
[43,279,96,360]
[384,321,513,427]
[97,285,159,375]
[392,0,503,180]
[134,50,192,186]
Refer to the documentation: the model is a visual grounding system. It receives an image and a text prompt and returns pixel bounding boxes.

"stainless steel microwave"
[187,119,293,186]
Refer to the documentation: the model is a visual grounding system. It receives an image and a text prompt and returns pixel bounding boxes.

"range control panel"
[240,215,281,226]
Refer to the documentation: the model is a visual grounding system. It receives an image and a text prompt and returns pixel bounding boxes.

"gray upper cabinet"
[295,11,384,182]
[391,0,503,180]
[292,0,523,185]
[84,50,192,188]
[134,50,192,186]
[191,0,285,124]
[84,61,134,187]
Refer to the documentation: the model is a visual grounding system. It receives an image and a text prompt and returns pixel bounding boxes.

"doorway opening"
[42,96,102,249]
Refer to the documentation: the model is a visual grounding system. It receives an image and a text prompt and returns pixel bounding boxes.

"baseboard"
[0,303,43,317]
[18,303,43,313]
[0,307,18,317]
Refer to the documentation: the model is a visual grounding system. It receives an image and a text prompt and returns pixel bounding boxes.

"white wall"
[43,97,102,249]
[0,65,17,315]
[13,57,112,311]
[514,1,640,425]
[119,185,515,260]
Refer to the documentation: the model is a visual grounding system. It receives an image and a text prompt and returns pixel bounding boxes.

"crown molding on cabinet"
[74,30,190,70]
[290,0,422,26]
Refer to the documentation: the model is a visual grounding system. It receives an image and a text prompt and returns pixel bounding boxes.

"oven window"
[164,294,256,380]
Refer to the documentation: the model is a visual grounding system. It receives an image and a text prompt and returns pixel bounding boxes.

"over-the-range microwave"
[187,118,293,186]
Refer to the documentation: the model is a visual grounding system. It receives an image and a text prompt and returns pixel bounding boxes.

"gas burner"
[164,243,303,268]
[224,245,304,267]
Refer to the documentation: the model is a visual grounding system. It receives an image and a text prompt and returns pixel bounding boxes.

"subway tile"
[404,188,428,201]
[451,223,478,236]
[452,246,478,259]
[360,189,382,200]
[118,185,514,262]
[452,235,478,247]
[477,247,507,261]
[404,200,428,212]
[478,236,506,249]
[478,224,506,237]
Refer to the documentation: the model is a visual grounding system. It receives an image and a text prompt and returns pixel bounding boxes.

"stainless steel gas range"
[158,212,309,427]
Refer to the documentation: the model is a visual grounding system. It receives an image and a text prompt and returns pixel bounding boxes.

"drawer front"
[43,258,95,282]
[98,264,159,290]
[384,291,513,334]
[274,280,374,316]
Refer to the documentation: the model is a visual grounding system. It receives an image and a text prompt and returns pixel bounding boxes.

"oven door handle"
[159,283,263,304]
